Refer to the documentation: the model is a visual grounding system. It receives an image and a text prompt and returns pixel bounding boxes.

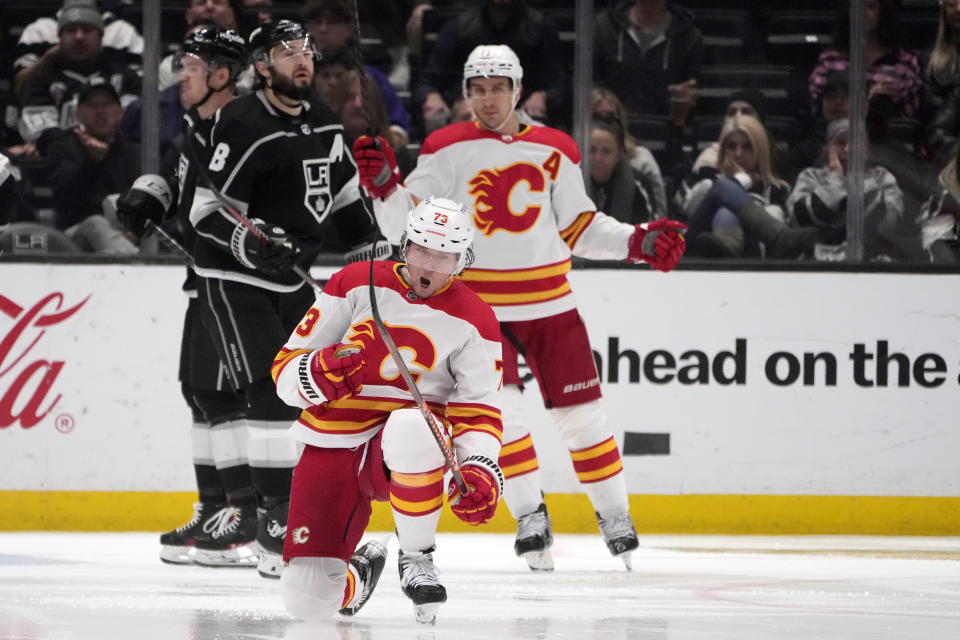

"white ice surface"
[1,532,958,639]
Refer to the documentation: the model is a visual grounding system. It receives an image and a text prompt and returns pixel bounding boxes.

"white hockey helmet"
[401,196,476,275]
[462,44,523,99]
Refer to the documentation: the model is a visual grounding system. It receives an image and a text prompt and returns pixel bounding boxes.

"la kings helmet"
[401,196,476,275]
[249,19,320,67]
[462,44,524,101]
[174,25,247,83]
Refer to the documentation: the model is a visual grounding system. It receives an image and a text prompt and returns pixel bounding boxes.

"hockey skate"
[256,500,288,579]
[191,504,259,567]
[339,540,388,616]
[514,502,554,571]
[596,511,640,570]
[159,501,225,564]
[398,548,447,624]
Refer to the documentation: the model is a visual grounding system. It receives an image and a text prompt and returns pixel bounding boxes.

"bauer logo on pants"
[302,158,332,223]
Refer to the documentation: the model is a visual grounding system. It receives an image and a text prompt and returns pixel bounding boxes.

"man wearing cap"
[17,0,142,143]
[41,77,138,254]
[12,0,142,97]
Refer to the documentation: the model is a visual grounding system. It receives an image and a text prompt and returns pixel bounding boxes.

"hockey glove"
[116,174,173,239]
[231,218,301,274]
[448,456,504,526]
[627,219,687,272]
[352,135,401,199]
[307,343,365,402]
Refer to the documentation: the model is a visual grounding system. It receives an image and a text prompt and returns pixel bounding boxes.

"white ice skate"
[514,503,554,571]
[398,548,447,624]
[596,511,639,571]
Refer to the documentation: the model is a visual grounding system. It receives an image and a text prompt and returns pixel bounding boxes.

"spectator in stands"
[237,0,275,36]
[337,68,417,177]
[677,114,792,258]
[11,0,143,98]
[17,2,141,143]
[809,0,921,121]
[42,77,138,254]
[593,0,703,122]
[587,115,656,225]
[591,87,667,219]
[925,0,960,166]
[692,89,767,173]
[788,118,913,261]
[302,0,411,141]
[413,0,567,132]
[789,70,850,183]
[158,0,239,89]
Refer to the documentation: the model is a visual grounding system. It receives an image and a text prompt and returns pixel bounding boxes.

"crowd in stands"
[1,0,959,262]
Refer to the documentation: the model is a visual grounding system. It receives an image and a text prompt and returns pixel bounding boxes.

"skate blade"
[159,545,193,565]
[617,551,633,572]
[192,542,259,568]
[522,549,554,571]
[414,603,440,624]
[257,551,285,579]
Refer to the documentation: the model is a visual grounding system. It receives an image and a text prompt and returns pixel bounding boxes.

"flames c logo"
[347,319,437,389]
[469,162,545,236]
[292,526,310,544]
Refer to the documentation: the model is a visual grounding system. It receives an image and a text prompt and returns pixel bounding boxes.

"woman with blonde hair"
[676,115,813,258]
[590,87,668,218]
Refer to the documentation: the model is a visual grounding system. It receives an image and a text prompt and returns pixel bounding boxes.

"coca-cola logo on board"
[0,292,90,429]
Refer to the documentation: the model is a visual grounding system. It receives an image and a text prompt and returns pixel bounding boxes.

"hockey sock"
[499,434,545,517]
[191,421,227,502]
[569,436,629,516]
[389,467,444,552]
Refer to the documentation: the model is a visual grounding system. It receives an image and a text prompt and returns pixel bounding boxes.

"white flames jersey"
[272,261,503,464]
[375,121,636,321]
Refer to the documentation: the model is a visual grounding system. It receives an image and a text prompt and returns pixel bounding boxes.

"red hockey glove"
[308,343,365,402]
[448,456,504,526]
[353,135,401,199]
[627,219,687,272]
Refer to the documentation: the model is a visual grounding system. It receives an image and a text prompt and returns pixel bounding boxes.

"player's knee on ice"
[280,556,348,621]
[381,409,446,473]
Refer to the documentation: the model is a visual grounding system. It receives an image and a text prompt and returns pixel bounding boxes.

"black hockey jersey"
[188,90,381,291]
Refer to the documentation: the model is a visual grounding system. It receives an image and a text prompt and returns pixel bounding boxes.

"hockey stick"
[146,221,195,268]
[366,243,467,494]
[346,3,464,491]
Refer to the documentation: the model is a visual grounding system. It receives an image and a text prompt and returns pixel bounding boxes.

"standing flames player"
[272,197,504,624]
[186,19,384,579]
[353,45,686,571]
[116,26,260,568]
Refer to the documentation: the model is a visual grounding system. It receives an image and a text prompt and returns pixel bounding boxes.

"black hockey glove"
[116,174,173,239]
[231,218,301,274]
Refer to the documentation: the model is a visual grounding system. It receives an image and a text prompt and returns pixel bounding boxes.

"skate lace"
[173,503,203,534]
[598,512,636,542]
[517,509,550,541]
[202,506,240,539]
[399,553,441,589]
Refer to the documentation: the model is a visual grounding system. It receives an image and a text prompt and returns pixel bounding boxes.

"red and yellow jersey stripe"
[458,259,572,308]
[569,436,623,484]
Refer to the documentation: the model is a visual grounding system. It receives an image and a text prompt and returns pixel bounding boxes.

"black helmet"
[174,26,247,82]
[249,19,320,66]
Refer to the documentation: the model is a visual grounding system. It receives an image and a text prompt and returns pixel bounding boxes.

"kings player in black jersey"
[117,26,262,568]
[187,19,384,579]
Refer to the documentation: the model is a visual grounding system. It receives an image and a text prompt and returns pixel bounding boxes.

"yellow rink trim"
[1,492,959,535]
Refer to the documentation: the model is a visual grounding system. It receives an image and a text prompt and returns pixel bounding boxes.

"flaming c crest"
[469,162,545,236]
[347,319,437,389]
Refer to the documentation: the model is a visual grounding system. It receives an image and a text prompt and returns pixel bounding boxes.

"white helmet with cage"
[401,196,476,275]
[461,44,523,100]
